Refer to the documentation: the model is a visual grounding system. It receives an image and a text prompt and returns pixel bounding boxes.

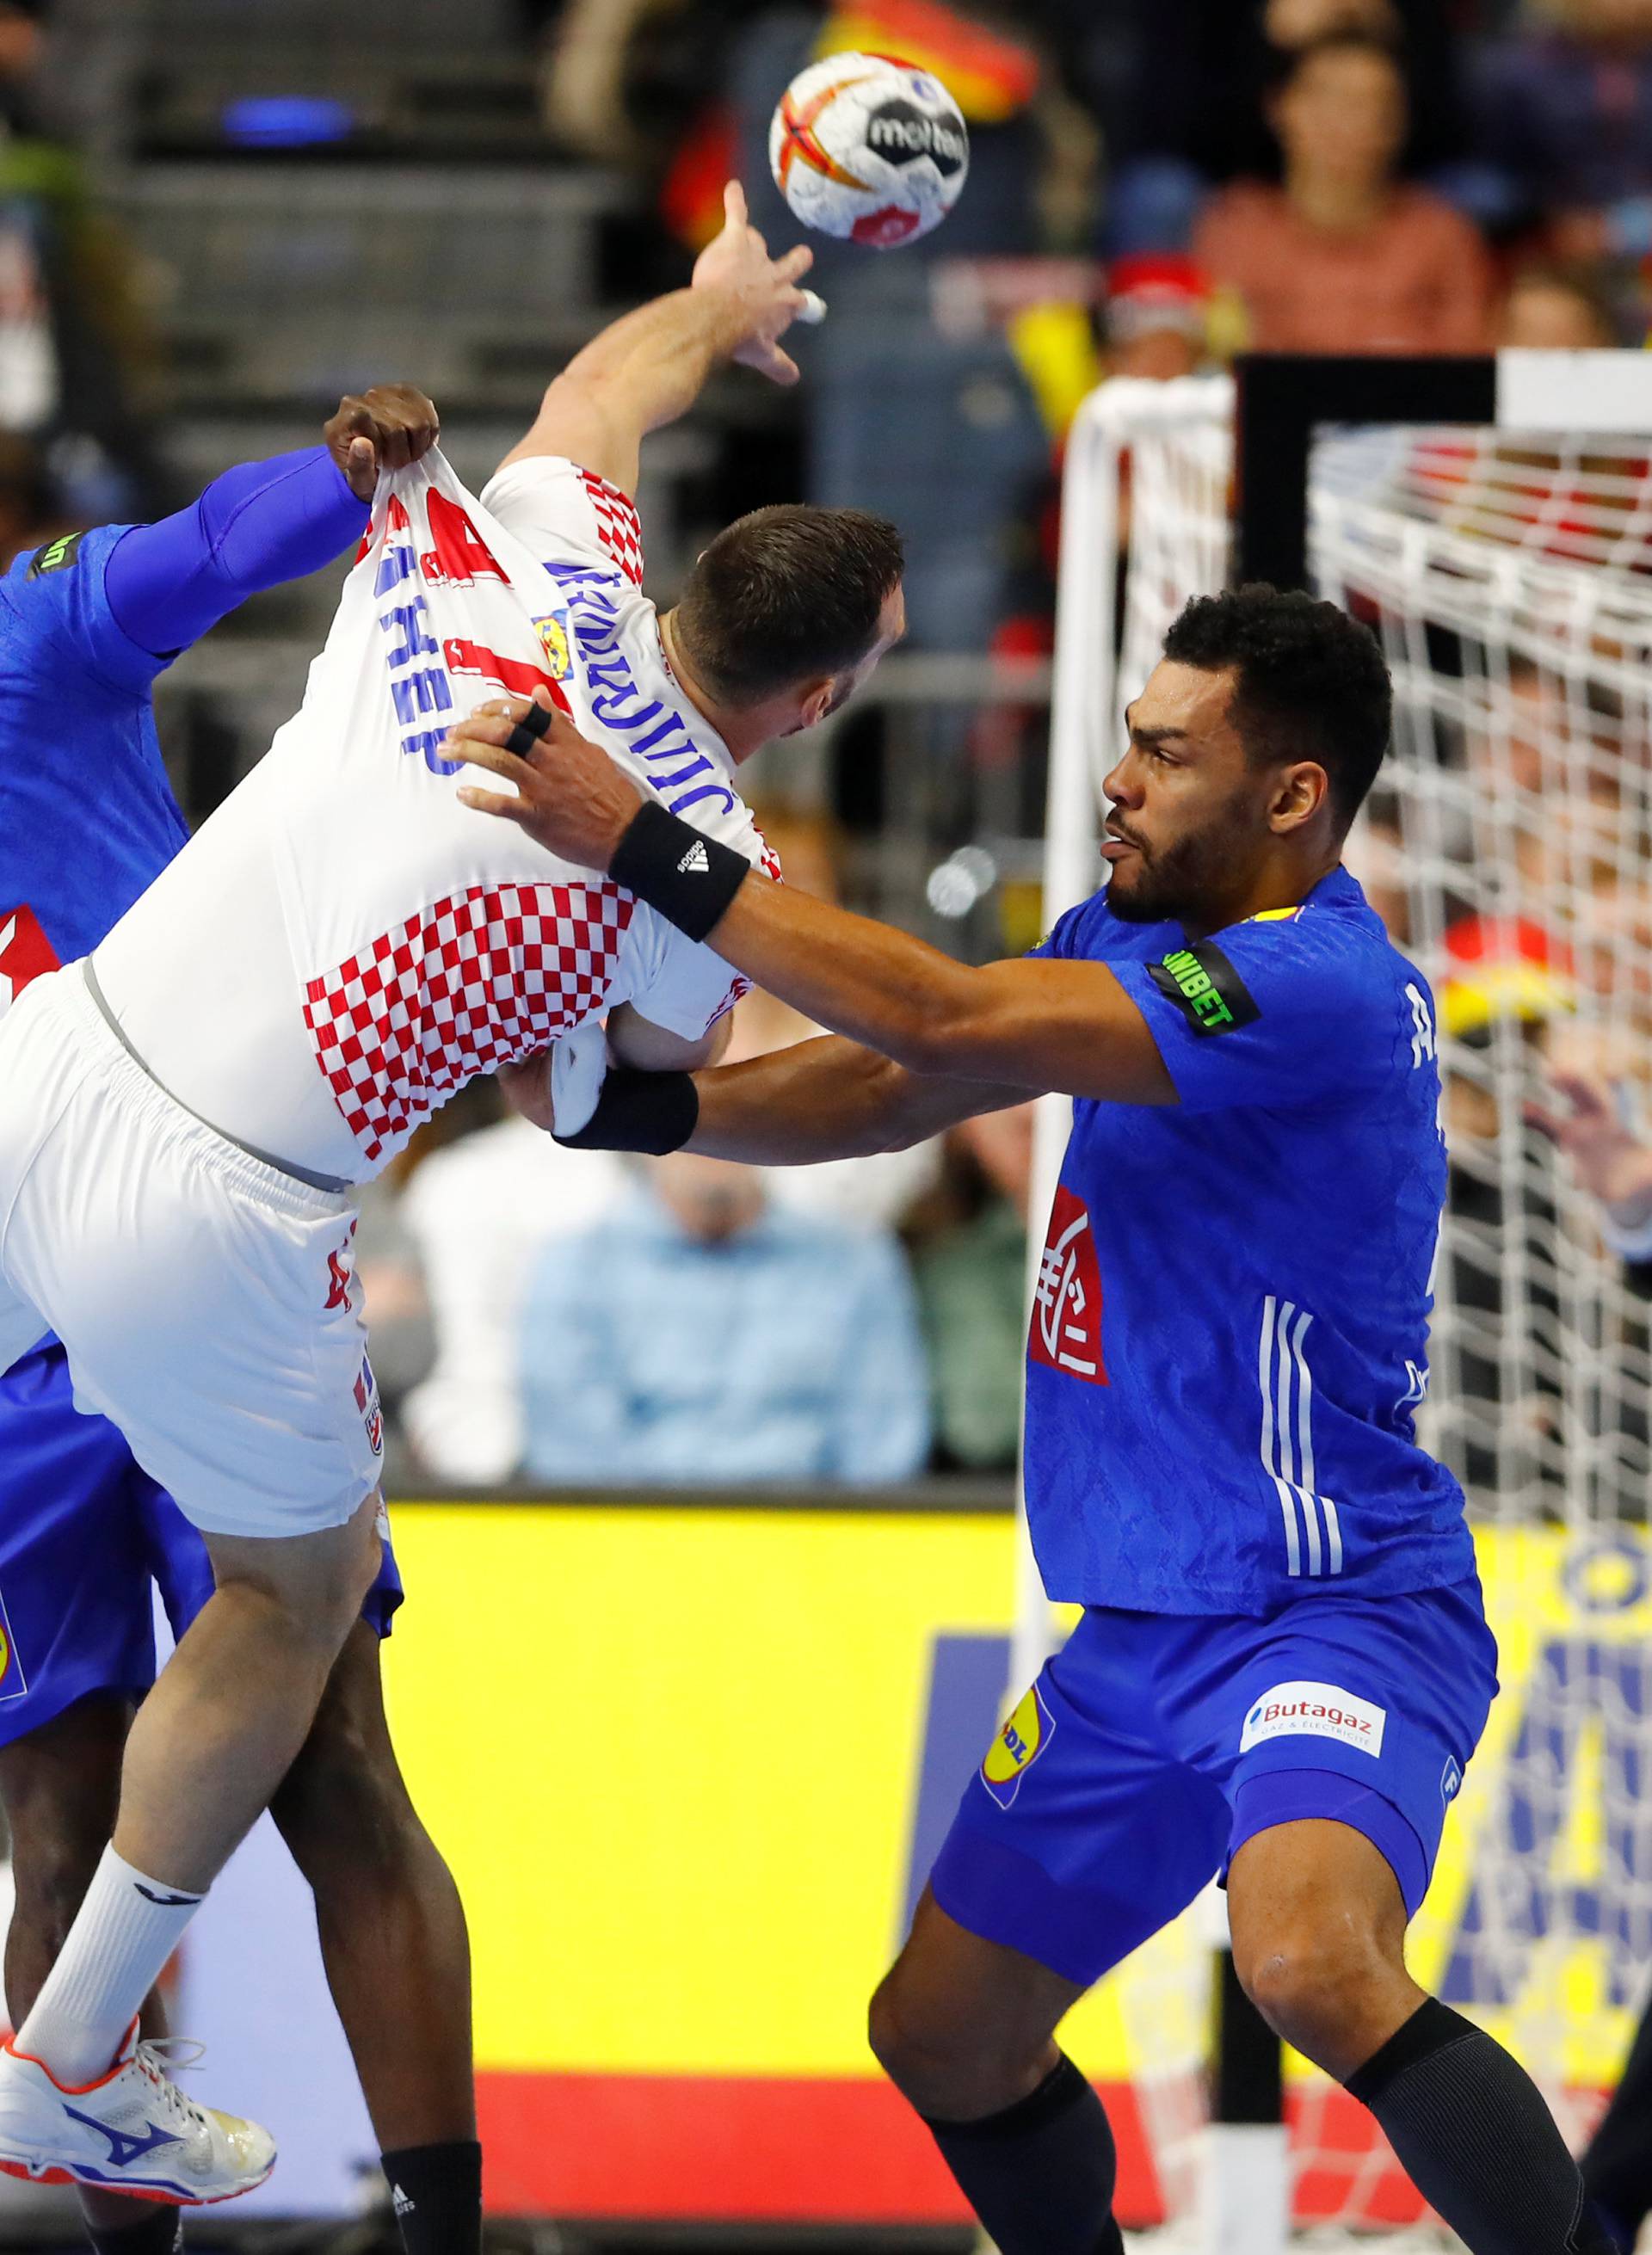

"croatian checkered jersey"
[92,450,771,1184]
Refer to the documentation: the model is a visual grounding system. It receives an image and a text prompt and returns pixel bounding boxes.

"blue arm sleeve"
[103,447,367,659]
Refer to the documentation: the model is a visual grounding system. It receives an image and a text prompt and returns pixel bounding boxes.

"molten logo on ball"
[769,52,970,247]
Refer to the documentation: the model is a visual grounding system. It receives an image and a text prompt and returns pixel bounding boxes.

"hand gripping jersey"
[1024,866,1476,1616]
[0,525,187,1014]
[94,452,771,1185]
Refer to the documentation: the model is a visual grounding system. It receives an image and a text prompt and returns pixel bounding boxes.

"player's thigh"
[202,1492,385,1645]
[1226,1814,1409,1986]
[4,980,384,1540]
[925,1611,1231,1994]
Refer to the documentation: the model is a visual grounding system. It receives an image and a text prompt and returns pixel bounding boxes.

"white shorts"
[0,965,383,1538]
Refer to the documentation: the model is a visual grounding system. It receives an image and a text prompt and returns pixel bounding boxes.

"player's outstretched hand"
[325,385,441,502]
[447,688,644,872]
[691,179,815,387]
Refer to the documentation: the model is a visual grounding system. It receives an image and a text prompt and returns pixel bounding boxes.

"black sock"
[922,2053,1125,2255]
[1581,1982,1652,2249]
[84,2209,182,2255]
[1347,1999,1617,2255]
[381,2138,483,2255]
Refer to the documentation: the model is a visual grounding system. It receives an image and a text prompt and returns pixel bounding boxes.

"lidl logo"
[982,1683,1054,1809]
[0,1579,28,1703]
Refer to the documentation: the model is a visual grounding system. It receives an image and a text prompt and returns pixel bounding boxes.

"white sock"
[14,1845,204,2087]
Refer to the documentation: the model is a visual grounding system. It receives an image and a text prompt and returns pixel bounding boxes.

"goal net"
[1045,367,1652,2241]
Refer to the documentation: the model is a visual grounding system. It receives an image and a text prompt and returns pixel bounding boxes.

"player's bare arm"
[496,181,815,495]
[501,1029,1019,1160]
[449,694,1177,1106]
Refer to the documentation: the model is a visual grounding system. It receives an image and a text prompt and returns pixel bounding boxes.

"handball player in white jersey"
[0,183,905,2195]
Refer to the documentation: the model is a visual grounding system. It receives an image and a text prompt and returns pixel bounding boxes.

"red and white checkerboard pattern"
[304,883,635,1163]
[579,470,645,587]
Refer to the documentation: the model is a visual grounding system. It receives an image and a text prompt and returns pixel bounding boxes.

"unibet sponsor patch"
[26,531,83,579]
[982,1683,1054,1808]
[1239,1679,1386,1758]
[1146,940,1259,1037]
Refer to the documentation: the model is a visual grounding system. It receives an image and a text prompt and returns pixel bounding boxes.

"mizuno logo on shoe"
[133,1883,200,1907]
[676,841,710,875]
[61,2107,182,2169]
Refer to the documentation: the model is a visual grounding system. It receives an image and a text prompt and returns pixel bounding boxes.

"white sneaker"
[0,2021,274,2204]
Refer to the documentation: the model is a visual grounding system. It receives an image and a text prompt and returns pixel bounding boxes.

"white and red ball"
[768,52,969,249]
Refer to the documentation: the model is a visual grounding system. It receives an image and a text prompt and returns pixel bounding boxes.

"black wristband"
[553,1067,700,1155]
[504,699,555,758]
[609,798,751,941]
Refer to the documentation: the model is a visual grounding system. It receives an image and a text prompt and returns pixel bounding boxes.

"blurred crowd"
[355,806,1032,1491]
[17,0,1652,1490]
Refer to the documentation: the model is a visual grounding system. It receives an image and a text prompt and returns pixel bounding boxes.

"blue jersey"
[0,523,182,995]
[1024,864,1475,1615]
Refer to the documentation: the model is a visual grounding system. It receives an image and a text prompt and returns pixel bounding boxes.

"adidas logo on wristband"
[676,841,711,875]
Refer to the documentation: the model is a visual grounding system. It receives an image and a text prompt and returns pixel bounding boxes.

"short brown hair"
[673,504,903,707]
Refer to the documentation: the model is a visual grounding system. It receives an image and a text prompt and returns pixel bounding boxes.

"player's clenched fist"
[448,688,644,872]
[324,385,441,502]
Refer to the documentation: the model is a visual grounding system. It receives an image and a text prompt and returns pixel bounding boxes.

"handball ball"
[769,53,969,248]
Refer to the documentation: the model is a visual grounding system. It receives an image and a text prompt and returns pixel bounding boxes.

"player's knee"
[216,1497,382,1660]
[1236,1914,1392,2058]
[867,1971,1035,2122]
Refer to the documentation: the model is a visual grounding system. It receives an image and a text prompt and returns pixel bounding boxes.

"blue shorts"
[0,1340,403,1751]
[931,1580,1499,1987]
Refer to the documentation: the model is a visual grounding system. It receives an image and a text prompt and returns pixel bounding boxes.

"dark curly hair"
[1162,583,1391,830]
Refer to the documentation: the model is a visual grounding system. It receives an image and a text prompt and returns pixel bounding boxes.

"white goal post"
[1026,350,1652,2246]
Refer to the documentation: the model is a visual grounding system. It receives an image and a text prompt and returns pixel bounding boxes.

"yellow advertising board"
[382,1501,1652,2224]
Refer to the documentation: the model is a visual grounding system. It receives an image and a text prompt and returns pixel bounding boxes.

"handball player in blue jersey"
[450,585,1613,2255]
[0,393,483,2255]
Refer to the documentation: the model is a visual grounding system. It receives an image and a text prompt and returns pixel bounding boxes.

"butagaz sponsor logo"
[1240,1679,1387,1759]
[868,99,967,176]
[1146,940,1260,1037]
[1441,1755,1463,1803]
[677,840,711,875]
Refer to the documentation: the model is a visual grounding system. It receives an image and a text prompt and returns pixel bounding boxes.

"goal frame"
[1026,347,1652,2248]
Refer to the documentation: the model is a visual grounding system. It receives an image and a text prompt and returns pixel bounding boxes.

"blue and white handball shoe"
[0,2019,274,2203]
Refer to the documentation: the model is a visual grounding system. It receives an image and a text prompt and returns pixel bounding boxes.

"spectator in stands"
[1499,260,1621,347]
[909,1103,1034,1471]
[518,1151,931,1486]
[1100,0,1470,256]
[1469,0,1652,260]
[0,0,157,514]
[399,1098,626,1486]
[1192,34,1495,354]
[1103,254,1211,380]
